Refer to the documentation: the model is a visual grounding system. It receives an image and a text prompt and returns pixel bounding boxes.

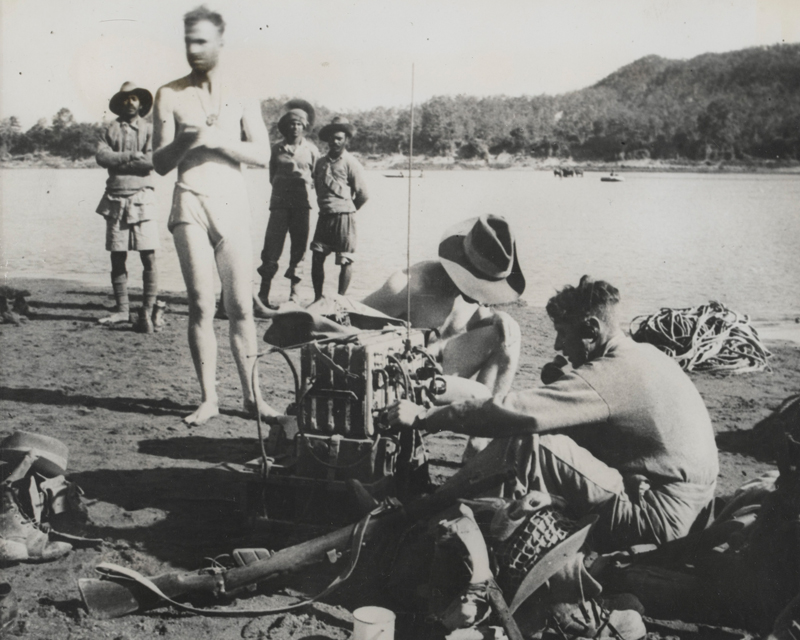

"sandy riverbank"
[1,278,799,638]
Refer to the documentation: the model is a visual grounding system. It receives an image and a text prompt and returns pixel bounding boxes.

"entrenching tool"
[78,468,514,618]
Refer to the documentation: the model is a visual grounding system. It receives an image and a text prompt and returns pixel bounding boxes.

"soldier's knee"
[188,293,216,323]
[223,294,252,322]
[491,312,521,355]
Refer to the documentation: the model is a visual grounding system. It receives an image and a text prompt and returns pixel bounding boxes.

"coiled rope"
[630,301,771,374]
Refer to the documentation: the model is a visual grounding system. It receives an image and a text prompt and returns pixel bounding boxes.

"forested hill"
[3,43,800,163]
[263,42,800,162]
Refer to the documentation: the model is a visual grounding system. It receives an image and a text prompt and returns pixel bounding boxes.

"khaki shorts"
[104,213,160,252]
[310,212,356,264]
[98,188,160,252]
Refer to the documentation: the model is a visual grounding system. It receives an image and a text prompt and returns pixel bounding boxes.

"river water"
[2,168,799,323]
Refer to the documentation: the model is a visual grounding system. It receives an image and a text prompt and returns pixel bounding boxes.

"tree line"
[4,42,800,164]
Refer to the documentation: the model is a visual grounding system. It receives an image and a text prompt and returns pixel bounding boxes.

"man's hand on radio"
[387,400,427,429]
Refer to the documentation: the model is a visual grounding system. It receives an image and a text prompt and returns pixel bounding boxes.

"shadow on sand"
[28,312,99,322]
[138,436,260,465]
[0,386,193,418]
[30,300,109,311]
[67,289,192,309]
[70,465,252,567]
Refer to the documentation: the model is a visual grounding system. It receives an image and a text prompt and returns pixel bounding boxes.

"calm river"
[2,168,799,322]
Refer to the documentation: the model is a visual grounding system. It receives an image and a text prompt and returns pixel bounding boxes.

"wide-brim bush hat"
[0,431,69,477]
[278,98,316,138]
[319,116,355,142]
[109,82,153,117]
[438,215,526,305]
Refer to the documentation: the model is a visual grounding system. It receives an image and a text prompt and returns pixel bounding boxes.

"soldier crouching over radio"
[363,215,525,460]
[388,275,719,553]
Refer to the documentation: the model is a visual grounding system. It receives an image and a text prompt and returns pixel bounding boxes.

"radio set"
[249,328,446,525]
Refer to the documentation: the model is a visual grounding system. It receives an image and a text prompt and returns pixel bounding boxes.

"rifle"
[79,467,514,618]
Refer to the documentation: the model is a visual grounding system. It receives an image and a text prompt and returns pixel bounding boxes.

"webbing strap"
[93,503,387,617]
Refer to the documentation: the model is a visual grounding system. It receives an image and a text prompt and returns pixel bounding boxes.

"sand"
[1,278,799,639]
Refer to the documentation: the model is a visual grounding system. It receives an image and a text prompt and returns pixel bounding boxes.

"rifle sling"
[93,502,383,617]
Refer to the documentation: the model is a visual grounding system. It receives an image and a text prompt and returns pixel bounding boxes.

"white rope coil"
[630,301,772,374]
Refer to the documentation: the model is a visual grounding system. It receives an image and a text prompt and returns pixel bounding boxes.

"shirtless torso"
[157,76,254,191]
[153,14,276,426]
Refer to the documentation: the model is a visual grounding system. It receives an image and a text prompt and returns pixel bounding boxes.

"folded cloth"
[263,295,405,347]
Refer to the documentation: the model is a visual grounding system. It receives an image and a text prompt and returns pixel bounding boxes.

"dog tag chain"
[194,82,222,126]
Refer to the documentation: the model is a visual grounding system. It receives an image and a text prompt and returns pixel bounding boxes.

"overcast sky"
[2,0,799,128]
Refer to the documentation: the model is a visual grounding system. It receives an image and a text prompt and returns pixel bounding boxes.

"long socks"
[98,272,130,325]
[112,272,129,314]
[142,270,158,312]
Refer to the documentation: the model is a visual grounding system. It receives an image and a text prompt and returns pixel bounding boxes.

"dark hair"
[183,5,226,34]
[546,275,620,325]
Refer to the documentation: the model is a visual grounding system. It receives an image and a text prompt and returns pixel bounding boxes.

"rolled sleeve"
[422,372,609,437]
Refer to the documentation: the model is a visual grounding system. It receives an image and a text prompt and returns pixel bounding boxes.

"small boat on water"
[601,173,624,182]
[384,171,424,178]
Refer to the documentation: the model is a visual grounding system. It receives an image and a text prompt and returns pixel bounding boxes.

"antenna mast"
[405,64,415,342]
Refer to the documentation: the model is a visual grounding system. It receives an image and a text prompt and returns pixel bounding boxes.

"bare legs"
[110,251,128,282]
[216,235,278,422]
[311,251,326,301]
[338,262,352,296]
[312,251,352,301]
[173,224,278,426]
[173,225,219,425]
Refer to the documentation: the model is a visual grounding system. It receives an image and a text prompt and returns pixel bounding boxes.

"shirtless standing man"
[153,6,278,426]
[363,215,524,458]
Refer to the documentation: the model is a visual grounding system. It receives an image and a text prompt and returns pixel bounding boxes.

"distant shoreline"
[2,151,800,174]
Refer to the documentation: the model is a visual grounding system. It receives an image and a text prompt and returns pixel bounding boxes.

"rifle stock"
[80,468,514,618]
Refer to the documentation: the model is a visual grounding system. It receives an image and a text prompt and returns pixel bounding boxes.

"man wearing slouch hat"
[364,214,525,460]
[95,81,164,333]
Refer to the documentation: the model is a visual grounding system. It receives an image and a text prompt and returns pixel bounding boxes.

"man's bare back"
[362,260,482,336]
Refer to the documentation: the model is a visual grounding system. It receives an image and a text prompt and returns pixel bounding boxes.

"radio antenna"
[405,63,415,344]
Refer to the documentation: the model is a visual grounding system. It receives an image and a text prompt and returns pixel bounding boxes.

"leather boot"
[0,484,71,564]
[133,306,154,334]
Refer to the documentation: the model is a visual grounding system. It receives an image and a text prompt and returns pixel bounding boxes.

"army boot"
[0,484,71,564]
